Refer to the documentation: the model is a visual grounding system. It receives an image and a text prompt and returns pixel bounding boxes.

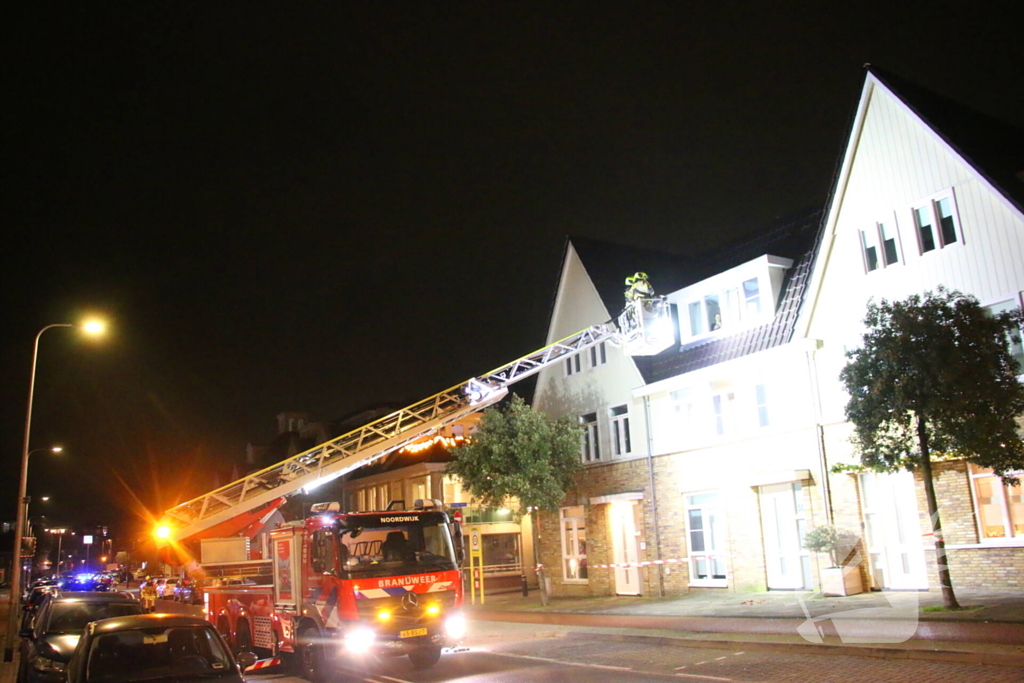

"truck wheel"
[408,646,442,670]
[297,627,329,683]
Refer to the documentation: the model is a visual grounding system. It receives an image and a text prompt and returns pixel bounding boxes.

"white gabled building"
[533,212,828,597]
[802,67,1024,591]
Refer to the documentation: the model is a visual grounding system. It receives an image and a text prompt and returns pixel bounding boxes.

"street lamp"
[48,528,71,574]
[3,320,105,663]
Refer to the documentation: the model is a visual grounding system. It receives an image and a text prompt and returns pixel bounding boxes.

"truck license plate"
[399,628,428,638]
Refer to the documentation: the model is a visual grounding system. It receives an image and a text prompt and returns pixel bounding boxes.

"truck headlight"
[344,626,376,654]
[445,614,467,640]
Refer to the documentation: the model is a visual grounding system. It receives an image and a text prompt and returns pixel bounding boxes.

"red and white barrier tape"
[245,657,281,672]
[536,558,687,570]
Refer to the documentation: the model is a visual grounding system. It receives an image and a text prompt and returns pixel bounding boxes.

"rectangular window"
[860,230,879,272]
[609,405,631,456]
[970,464,1024,541]
[743,278,761,315]
[936,196,958,246]
[564,353,581,376]
[879,221,899,266]
[985,299,1024,372]
[686,493,727,585]
[724,288,741,325]
[705,294,722,331]
[755,384,769,428]
[712,391,735,436]
[580,413,600,462]
[560,506,588,581]
[688,301,705,336]
[589,342,607,369]
[915,205,936,253]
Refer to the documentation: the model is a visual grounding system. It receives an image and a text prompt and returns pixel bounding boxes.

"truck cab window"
[311,529,337,575]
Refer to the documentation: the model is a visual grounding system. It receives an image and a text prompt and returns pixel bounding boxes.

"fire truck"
[156,295,673,677]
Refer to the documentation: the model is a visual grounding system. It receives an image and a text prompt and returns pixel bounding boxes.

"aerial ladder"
[157,295,675,551]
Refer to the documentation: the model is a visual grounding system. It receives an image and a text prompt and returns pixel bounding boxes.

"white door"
[859,471,928,590]
[760,482,812,590]
[610,501,641,595]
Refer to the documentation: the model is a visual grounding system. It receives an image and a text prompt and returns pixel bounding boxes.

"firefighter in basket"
[140,577,158,613]
[624,272,654,302]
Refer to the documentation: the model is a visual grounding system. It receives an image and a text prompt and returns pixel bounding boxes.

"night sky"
[4,3,1023,542]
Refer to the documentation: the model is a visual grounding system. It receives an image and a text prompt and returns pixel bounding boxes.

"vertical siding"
[808,84,1024,421]
[533,244,649,460]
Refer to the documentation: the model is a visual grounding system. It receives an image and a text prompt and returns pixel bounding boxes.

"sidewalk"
[465,588,1024,667]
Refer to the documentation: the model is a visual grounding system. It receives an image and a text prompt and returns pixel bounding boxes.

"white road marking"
[673,674,733,681]
[715,656,727,660]
[491,652,632,671]
[378,676,414,683]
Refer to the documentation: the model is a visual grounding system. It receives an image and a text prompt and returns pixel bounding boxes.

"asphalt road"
[246,629,1024,683]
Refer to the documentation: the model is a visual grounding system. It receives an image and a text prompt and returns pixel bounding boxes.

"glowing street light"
[4,319,107,663]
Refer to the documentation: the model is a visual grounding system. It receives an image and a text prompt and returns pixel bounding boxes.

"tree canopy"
[445,394,581,514]
[840,287,1024,607]
[840,287,1024,480]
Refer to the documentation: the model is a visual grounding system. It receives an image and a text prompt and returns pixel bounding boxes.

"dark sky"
[4,2,1023,540]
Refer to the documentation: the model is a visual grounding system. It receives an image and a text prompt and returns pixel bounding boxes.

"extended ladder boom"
[162,322,620,543]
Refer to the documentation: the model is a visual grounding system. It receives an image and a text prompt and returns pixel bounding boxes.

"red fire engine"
[156,296,672,677]
[203,499,465,676]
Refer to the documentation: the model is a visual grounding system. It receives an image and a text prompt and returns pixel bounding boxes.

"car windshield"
[45,603,141,634]
[337,522,457,577]
[86,625,233,682]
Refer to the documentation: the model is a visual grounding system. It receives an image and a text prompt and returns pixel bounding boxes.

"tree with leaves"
[445,394,582,514]
[840,288,1024,608]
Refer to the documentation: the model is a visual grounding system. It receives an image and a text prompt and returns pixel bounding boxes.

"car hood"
[37,633,80,661]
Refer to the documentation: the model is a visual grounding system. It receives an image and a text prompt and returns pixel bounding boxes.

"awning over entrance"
[748,469,812,488]
[589,491,644,505]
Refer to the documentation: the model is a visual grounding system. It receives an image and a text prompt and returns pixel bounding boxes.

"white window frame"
[588,342,608,369]
[878,217,902,267]
[711,389,735,436]
[912,190,962,255]
[560,506,589,582]
[983,295,1024,376]
[685,492,728,587]
[755,383,769,428]
[580,413,600,463]
[860,228,880,272]
[685,278,762,341]
[969,464,1024,546]
[609,404,631,457]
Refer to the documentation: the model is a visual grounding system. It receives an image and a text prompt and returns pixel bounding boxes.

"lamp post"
[48,528,70,575]
[4,320,105,663]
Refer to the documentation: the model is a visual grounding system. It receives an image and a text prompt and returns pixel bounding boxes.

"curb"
[469,609,1024,645]
[568,632,1024,669]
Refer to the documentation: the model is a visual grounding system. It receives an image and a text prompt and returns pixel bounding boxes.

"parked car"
[174,578,202,604]
[160,578,180,600]
[65,614,256,683]
[20,586,59,633]
[18,592,144,683]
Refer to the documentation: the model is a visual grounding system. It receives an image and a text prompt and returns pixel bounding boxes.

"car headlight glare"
[445,614,467,640]
[344,626,376,654]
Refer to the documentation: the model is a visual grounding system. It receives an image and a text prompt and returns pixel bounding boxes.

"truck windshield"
[339,522,457,576]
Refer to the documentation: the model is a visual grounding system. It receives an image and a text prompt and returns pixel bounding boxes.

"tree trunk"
[917,414,960,609]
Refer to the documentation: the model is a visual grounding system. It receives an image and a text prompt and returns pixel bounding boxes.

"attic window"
[913,192,960,254]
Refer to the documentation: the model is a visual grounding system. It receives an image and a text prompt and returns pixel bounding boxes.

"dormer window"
[743,278,761,314]
[673,256,789,342]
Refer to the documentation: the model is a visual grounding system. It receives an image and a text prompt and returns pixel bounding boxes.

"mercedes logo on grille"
[401,591,420,610]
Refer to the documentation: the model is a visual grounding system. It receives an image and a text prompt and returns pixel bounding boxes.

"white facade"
[803,74,1024,426]
[800,70,1024,588]
[533,242,649,465]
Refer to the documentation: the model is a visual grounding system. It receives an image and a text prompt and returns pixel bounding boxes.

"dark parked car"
[20,586,59,633]
[18,593,144,683]
[65,614,256,683]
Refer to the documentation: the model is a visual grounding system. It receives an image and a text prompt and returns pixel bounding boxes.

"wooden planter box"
[821,565,864,596]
